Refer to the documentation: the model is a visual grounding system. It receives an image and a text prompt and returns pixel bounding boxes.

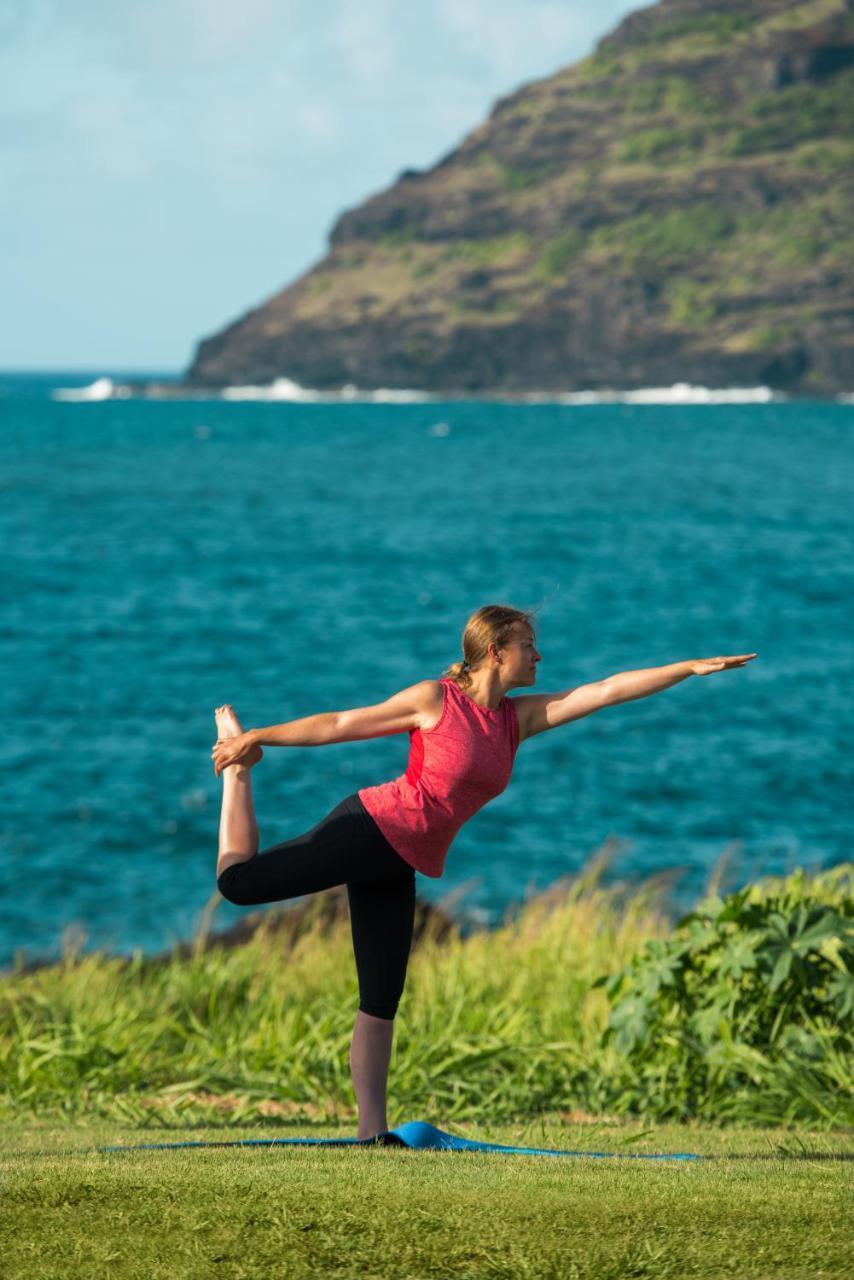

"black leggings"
[217,792,416,1020]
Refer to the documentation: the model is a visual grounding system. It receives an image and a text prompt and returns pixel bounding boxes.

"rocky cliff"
[185,0,854,395]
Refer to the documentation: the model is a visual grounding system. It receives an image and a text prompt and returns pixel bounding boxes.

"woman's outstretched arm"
[603,653,757,703]
[211,680,442,774]
[515,654,757,743]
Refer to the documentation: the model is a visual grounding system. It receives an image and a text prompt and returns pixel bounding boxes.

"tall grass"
[1,857,850,1131]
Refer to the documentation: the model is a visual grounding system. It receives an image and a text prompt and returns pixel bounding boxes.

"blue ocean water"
[1,371,852,970]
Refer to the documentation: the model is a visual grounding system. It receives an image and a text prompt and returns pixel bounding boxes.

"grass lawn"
[1,1113,850,1279]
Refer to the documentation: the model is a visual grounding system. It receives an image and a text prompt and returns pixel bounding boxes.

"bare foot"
[214,704,263,767]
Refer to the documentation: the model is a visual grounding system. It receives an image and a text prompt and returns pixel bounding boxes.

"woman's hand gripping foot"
[212,704,264,776]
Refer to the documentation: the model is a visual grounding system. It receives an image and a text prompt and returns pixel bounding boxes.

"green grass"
[475,154,557,193]
[757,0,848,38]
[2,864,851,1276]
[722,71,854,157]
[377,227,418,248]
[2,864,850,1131]
[631,12,757,48]
[534,231,587,281]
[789,137,854,174]
[439,233,533,267]
[584,63,854,168]
[614,125,711,165]
[2,1115,851,1280]
[621,75,721,117]
[738,323,802,352]
[664,279,719,330]
[590,204,737,267]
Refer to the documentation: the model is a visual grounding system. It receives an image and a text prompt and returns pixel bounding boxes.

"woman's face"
[500,625,541,686]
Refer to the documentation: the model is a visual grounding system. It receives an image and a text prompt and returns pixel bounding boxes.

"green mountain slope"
[185,0,854,395]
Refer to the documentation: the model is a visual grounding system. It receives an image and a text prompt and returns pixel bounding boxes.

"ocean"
[1,371,851,969]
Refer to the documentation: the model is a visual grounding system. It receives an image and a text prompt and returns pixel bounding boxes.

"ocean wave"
[220,377,325,402]
[48,376,835,406]
[215,379,781,405]
[366,387,431,403]
[552,383,778,406]
[52,377,131,402]
[220,378,432,403]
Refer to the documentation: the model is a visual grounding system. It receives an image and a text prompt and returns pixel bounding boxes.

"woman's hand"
[211,731,257,775]
[690,654,758,676]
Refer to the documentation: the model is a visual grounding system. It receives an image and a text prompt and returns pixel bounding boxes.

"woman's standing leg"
[214,705,262,878]
[349,1013,395,1141]
[213,731,416,1141]
[347,869,416,1139]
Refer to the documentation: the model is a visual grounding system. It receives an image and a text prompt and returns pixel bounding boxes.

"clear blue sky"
[2,0,641,372]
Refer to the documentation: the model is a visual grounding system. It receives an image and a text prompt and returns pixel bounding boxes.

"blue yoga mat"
[100,1119,702,1162]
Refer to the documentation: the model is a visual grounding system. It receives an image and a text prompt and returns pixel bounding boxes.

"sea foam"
[52,377,131,402]
[553,383,777,405]
[221,377,324,402]
[215,379,777,405]
[50,376,851,405]
[220,378,431,403]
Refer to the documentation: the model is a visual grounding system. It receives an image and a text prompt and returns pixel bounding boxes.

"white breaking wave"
[553,382,778,405]
[221,377,325,402]
[366,387,431,403]
[213,378,779,405]
[48,375,799,405]
[52,377,131,402]
[220,378,431,403]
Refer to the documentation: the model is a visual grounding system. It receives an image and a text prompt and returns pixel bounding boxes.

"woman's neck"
[461,672,505,710]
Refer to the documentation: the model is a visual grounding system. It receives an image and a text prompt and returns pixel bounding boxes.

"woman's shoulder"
[410,678,446,731]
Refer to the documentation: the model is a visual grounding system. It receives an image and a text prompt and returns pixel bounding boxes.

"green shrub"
[591,867,853,1125]
[790,139,854,174]
[593,204,736,265]
[495,163,540,192]
[741,324,800,351]
[730,197,841,268]
[378,226,417,248]
[623,76,719,117]
[333,250,367,270]
[573,52,623,83]
[616,126,708,164]
[628,12,756,51]
[2,863,849,1129]
[534,231,586,280]
[724,73,854,156]
[665,280,718,329]
[440,233,532,267]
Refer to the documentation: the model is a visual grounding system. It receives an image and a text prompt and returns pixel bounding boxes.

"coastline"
[49,374,803,405]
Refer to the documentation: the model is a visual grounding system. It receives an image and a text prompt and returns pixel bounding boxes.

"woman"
[211,602,756,1141]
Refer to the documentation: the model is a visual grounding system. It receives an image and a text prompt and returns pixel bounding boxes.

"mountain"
[184,0,854,396]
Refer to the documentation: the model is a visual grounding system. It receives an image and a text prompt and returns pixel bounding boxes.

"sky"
[1,0,642,372]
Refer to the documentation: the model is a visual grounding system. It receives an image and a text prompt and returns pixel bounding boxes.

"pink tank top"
[358,676,520,878]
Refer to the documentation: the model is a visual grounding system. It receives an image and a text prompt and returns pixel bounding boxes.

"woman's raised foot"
[214,704,263,767]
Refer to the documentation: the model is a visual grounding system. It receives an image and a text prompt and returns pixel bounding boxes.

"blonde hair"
[441,603,538,691]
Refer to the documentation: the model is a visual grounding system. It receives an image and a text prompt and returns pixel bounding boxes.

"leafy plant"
[591,867,853,1124]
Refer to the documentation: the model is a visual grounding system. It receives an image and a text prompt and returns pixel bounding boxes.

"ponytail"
[440,603,537,691]
[441,657,474,690]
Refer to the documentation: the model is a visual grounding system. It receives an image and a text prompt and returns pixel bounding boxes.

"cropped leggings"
[217,792,416,1020]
